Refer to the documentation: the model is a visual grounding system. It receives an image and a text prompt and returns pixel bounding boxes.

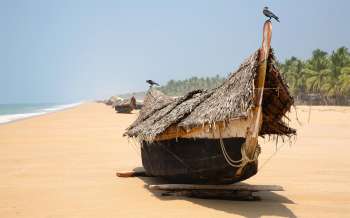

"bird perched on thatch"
[263,7,280,22]
[146,80,160,87]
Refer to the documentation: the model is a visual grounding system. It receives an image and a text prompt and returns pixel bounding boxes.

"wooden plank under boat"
[124,21,296,184]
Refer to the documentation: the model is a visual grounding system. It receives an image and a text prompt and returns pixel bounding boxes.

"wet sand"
[0,103,349,217]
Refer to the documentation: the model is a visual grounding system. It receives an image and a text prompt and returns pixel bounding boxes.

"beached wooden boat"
[114,96,137,113]
[124,21,295,184]
[105,96,123,106]
[135,100,144,110]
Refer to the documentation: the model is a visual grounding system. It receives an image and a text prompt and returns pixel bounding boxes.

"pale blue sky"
[1,0,349,103]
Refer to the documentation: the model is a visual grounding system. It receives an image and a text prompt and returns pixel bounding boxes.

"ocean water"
[0,102,82,124]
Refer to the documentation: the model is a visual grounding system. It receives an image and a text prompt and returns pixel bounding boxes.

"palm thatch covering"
[105,95,123,106]
[125,49,295,141]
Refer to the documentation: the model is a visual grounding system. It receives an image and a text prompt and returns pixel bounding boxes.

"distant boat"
[124,21,296,184]
[105,96,123,106]
[114,96,137,113]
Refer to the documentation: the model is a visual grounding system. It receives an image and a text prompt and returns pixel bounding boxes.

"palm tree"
[330,47,350,77]
[339,67,350,97]
[321,74,343,104]
[322,47,350,104]
[307,49,329,72]
[281,57,305,98]
[305,69,331,92]
[304,49,330,103]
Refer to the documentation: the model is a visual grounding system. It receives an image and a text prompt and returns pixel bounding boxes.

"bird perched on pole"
[263,7,280,22]
[146,80,160,87]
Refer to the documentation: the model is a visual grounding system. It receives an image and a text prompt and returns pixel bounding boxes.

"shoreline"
[0,102,85,126]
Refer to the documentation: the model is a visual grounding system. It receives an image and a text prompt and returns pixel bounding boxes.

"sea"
[0,102,82,124]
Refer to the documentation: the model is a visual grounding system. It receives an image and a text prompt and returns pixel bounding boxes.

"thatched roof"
[105,95,123,106]
[126,89,176,130]
[125,49,295,141]
[114,96,136,107]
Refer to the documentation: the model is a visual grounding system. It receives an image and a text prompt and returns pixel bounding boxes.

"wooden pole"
[253,20,272,137]
[116,170,148,177]
[237,21,272,175]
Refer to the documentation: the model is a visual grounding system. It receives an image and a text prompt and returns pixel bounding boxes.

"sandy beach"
[0,102,349,217]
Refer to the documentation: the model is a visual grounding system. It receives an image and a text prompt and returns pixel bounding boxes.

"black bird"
[263,7,280,22]
[146,80,160,87]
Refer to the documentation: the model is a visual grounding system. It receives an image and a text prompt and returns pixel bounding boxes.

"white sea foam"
[41,102,82,112]
[0,102,83,124]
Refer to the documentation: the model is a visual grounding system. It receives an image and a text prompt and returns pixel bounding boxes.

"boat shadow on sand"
[133,167,296,218]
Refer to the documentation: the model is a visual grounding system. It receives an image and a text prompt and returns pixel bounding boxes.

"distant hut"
[114,96,137,113]
[105,96,123,106]
[135,100,144,110]
[124,21,296,184]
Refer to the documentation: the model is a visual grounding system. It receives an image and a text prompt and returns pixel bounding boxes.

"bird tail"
[274,15,280,22]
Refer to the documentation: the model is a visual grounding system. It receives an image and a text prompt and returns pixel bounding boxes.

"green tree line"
[159,75,225,96]
[159,46,350,105]
[279,46,350,105]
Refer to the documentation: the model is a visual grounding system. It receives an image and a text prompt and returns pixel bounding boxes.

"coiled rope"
[218,128,259,168]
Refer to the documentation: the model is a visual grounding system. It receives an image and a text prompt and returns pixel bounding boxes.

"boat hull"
[141,137,258,184]
[114,105,133,113]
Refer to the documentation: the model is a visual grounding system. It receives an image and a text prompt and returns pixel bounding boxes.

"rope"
[258,142,287,171]
[308,105,312,124]
[219,137,244,168]
[293,104,302,126]
[128,138,141,158]
[218,128,259,168]
[254,87,280,97]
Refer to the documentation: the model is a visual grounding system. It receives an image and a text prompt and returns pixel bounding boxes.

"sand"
[0,103,349,217]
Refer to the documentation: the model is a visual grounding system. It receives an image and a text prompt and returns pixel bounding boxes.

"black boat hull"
[141,137,258,184]
[114,105,133,113]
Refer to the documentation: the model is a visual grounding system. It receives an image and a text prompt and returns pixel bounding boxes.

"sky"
[1,0,350,103]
